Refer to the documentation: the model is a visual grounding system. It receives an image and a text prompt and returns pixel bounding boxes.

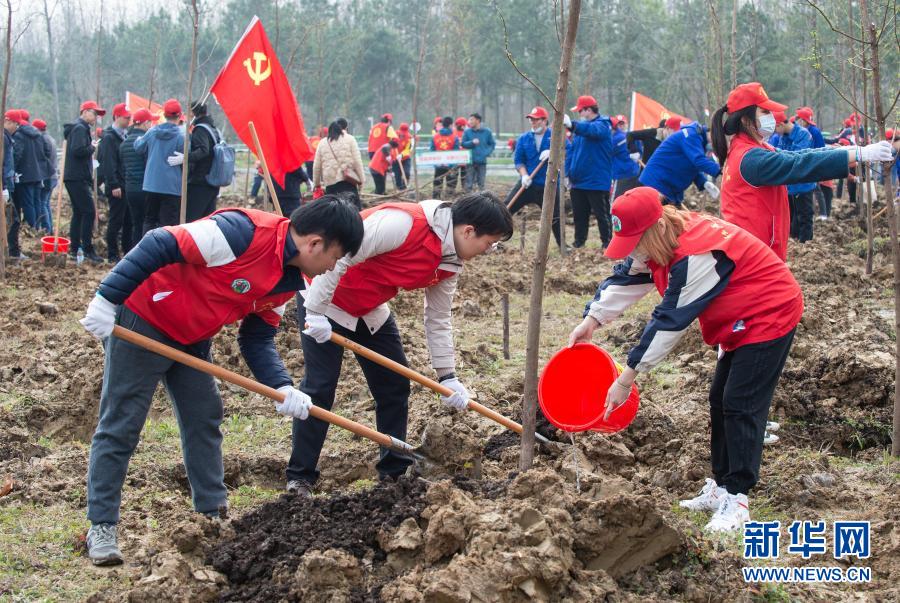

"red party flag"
[210,16,311,187]
[629,91,688,130]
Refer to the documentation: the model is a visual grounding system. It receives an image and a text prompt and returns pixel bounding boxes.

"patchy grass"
[228,484,282,510]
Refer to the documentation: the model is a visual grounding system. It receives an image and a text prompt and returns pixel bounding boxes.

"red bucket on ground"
[41,236,70,255]
[538,343,640,433]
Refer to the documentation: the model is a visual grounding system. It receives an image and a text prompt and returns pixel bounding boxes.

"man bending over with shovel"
[288,192,514,495]
[78,196,364,566]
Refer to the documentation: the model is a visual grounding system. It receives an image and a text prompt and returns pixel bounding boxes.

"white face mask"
[532,126,545,134]
[758,113,776,137]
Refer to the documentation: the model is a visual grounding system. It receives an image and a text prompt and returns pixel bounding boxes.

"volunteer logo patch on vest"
[231,278,251,294]
[611,215,622,232]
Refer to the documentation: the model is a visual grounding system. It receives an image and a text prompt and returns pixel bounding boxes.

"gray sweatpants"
[86,306,226,525]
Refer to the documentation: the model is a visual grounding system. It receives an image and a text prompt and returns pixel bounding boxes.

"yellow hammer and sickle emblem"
[243,51,272,86]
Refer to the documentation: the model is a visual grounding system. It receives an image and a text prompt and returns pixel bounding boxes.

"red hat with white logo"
[526,106,549,119]
[80,100,106,115]
[795,107,815,125]
[570,95,598,112]
[32,118,47,130]
[605,186,664,259]
[163,98,182,117]
[725,82,786,113]
[112,103,131,119]
[131,108,154,124]
[610,114,627,127]
[664,116,682,131]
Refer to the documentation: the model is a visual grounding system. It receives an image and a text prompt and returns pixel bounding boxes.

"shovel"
[44,141,69,267]
[506,158,548,209]
[111,325,428,462]
[327,331,551,445]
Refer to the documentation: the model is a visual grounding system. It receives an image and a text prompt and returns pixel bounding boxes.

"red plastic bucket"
[538,343,640,433]
[41,236,70,254]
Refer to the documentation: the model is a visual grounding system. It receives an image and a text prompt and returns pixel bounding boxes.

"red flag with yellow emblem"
[210,16,311,187]
[629,91,688,130]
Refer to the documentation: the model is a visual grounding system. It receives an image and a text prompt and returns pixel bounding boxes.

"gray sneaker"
[286,480,313,498]
[87,523,124,566]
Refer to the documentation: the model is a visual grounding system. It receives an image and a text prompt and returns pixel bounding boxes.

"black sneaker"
[84,251,105,264]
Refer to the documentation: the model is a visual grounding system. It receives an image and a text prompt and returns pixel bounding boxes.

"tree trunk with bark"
[180,0,199,224]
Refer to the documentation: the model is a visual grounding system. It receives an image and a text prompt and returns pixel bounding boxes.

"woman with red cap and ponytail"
[568,186,803,533]
[711,82,892,260]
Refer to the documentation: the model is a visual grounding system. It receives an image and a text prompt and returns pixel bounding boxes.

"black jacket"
[119,126,148,193]
[63,118,95,182]
[188,115,218,185]
[12,124,52,184]
[273,166,310,202]
[626,128,662,164]
[98,125,126,191]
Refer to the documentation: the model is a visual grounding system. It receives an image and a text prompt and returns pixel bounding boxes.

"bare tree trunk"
[865,17,900,457]
[180,0,199,224]
[0,0,13,280]
[410,8,430,201]
[148,24,162,104]
[41,0,61,136]
[520,0,582,470]
[706,0,726,103]
[859,0,873,275]
[730,0,738,89]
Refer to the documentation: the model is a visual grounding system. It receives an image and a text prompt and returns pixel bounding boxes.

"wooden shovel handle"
[111,325,416,455]
[328,331,541,440]
[506,158,549,209]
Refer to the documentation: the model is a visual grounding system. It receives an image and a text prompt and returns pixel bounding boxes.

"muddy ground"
[0,182,898,602]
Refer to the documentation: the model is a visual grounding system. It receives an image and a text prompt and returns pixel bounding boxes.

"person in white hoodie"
[286,192,513,495]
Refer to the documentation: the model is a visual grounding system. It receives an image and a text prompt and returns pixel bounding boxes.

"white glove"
[563,114,572,129]
[704,181,720,200]
[629,152,641,161]
[1,189,8,201]
[564,177,571,190]
[79,294,118,339]
[166,151,184,166]
[13,172,20,183]
[857,141,893,163]
[439,378,470,411]
[303,312,333,344]
[275,386,312,420]
[538,149,550,162]
[520,174,532,189]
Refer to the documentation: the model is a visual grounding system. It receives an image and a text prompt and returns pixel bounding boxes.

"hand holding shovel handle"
[506,158,549,209]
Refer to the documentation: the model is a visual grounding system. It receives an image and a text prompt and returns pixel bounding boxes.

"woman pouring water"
[566,186,802,533]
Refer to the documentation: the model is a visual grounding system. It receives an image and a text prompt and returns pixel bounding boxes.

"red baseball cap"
[163,98,182,117]
[382,113,393,121]
[795,107,815,124]
[399,122,410,131]
[4,109,25,125]
[455,117,467,127]
[32,118,47,130]
[610,114,627,127]
[570,95,598,112]
[526,106,549,119]
[789,115,796,123]
[80,100,106,115]
[20,109,30,122]
[883,129,894,140]
[112,103,131,119]
[843,118,852,127]
[773,110,787,125]
[725,82,786,113]
[132,108,154,124]
[434,116,442,124]
[664,116,682,131]
[605,187,664,259]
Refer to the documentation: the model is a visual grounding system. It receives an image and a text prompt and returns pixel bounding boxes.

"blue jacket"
[806,124,825,149]
[134,122,184,196]
[611,129,640,180]
[3,131,15,192]
[514,129,553,186]
[781,125,817,194]
[460,126,496,164]
[768,133,781,148]
[565,115,613,191]
[639,122,721,203]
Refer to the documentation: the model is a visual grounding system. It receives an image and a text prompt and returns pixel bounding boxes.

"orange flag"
[629,92,688,130]
[125,91,164,124]
[210,16,311,187]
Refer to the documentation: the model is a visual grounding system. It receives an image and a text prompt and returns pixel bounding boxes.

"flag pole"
[248,120,283,217]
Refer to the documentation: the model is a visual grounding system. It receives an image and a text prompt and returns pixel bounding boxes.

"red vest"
[368,146,396,176]
[330,203,455,317]
[368,123,390,152]
[720,132,790,260]
[397,132,412,158]
[432,132,455,151]
[648,213,803,351]
[126,209,296,345]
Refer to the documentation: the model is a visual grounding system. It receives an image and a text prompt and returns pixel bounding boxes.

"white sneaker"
[679,478,728,512]
[763,431,780,446]
[705,492,750,533]
[766,421,780,432]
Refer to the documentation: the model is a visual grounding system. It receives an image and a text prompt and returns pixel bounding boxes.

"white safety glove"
[563,114,572,129]
[520,173,532,189]
[79,293,118,339]
[302,312,333,344]
[275,386,312,420]
[704,180,720,200]
[1,189,8,202]
[629,152,641,161]
[538,149,551,162]
[166,151,184,166]
[440,378,470,411]
[564,177,571,190]
[856,141,893,163]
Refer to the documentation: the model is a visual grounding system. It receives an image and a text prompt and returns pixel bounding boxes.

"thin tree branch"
[803,0,867,43]
[491,0,556,110]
